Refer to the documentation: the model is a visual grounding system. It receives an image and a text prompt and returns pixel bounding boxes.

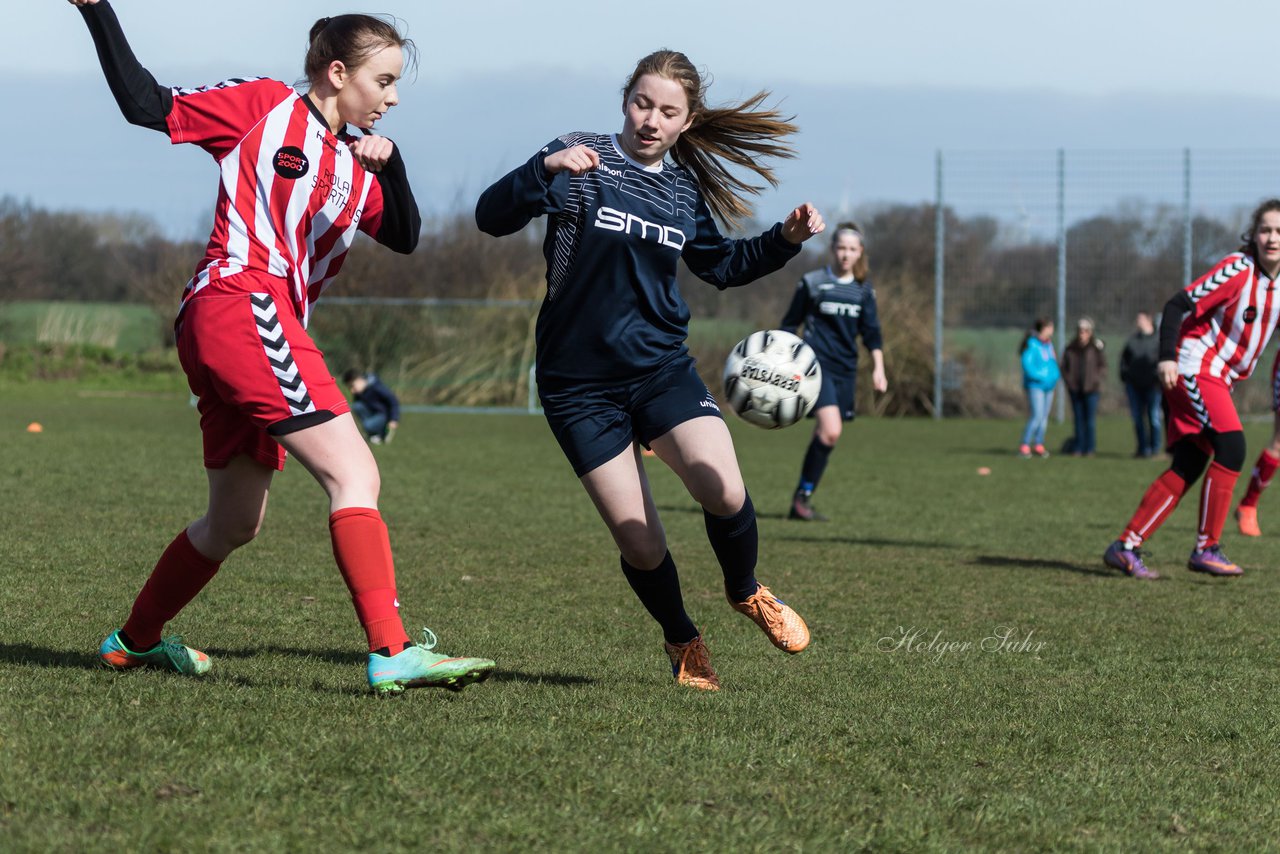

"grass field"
[3,385,1280,851]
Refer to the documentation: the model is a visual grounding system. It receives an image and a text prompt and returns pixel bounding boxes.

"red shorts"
[176,273,349,470]
[1163,373,1241,450]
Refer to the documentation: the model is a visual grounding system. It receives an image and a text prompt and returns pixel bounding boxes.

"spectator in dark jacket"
[1120,311,1162,458]
[1061,317,1106,456]
[342,369,401,444]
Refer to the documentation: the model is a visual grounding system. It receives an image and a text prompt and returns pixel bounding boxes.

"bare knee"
[816,424,842,446]
[188,514,261,560]
[617,531,668,570]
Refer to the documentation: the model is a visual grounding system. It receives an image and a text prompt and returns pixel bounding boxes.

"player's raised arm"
[355,138,421,254]
[73,0,173,133]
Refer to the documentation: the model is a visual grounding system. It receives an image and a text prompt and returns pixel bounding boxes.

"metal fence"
[933,149,1280,419]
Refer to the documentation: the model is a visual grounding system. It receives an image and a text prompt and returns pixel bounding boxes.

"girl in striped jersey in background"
[780,222,887,522]
[1104,199,1280,580]
[1233,355,1280,537]
[477,50,823,691]
[71,0,493,694]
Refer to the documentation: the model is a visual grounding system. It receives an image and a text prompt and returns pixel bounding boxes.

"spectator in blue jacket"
[1019,318,1059,458]
[342,369,401,445]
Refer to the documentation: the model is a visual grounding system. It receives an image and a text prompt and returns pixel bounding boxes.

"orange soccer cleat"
[664,636,720,691]
[1236,505,1262,537]
[729,584,810,653]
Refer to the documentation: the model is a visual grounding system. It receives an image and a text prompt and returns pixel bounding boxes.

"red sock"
[329,508,410,653]
[1197,462,1240,550]
[1239,450,1280,509]
[1121,470,1190,548]
[122,529,222,650]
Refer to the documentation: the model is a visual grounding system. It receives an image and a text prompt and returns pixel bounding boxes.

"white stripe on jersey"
[254,100,295,279]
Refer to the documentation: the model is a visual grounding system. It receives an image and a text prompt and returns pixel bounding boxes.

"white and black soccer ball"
[723,329,822,429]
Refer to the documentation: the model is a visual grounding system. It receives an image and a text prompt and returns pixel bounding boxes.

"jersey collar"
[610,134,665,174]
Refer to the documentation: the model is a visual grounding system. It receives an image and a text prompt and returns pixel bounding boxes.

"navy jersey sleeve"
[779,280,811,333]
[78,0,172,133]
[475,140,571,236]
[681,198,802,290]
[860,285,884,351]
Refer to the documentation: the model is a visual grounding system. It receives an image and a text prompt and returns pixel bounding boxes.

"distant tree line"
[1,194,1247,415]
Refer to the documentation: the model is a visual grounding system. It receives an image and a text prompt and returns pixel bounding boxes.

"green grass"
[0,301,167,354]
[3,386,1280,851]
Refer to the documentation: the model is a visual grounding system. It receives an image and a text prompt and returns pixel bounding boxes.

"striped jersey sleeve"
[1183,253,1252,318]
[166,78,292,159]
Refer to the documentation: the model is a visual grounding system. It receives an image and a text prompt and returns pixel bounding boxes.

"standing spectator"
[1019,318,1058,458]
[343,369,400,445]
[1120,311,1163,458]
[1061,317,1106,456]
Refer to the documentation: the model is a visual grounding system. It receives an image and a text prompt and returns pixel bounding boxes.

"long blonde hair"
[622,50,796,229]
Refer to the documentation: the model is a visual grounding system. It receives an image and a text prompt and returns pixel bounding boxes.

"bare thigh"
[649,416,746,516]
[275,412,381,511]
[579,443,667,569]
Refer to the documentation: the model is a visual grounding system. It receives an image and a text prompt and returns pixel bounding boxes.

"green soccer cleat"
[98,629,212,676]
[367,628,495,697]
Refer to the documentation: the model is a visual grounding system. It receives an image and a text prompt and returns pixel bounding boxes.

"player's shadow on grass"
[0,643,103,670]
[772,533,958,549]
[971,554,1121,578]
[0,643,256,686]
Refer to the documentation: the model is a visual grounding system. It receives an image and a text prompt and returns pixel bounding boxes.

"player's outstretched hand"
[351,135,395,173]
[1157,359,1179,390]
[781,203,825,244]
[544,145,600,177]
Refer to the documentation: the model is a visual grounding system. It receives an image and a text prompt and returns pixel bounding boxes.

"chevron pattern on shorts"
[251,293,315,416]
[1182,375,1211,429]
[1189,257,1249,302]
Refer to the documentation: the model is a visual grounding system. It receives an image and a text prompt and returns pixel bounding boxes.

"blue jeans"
[1126,383,1163,456]
[351,401,389,440]
[1021,387,1053,447]
[1069,391,1099,454]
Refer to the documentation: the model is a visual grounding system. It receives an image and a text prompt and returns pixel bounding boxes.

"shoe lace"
[679,639,711,677]
[157,635,189,669]
[748,587,786,631]
[413,627,439,652]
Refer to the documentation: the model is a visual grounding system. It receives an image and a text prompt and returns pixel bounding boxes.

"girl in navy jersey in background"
[1104,199,1280,580]
[71,0,493,695]
[477,50,824,691]
[780,222,886,521]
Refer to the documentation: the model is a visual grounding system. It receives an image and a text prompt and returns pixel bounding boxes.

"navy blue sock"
[704,492,760,603]
[798,436,835,494]
[620,552,699,645]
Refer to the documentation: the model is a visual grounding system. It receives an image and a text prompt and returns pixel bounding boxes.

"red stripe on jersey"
[1177,253,1280,384]
[169,78,387,327]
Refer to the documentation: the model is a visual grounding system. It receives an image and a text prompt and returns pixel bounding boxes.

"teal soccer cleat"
[98,630,212,676]
[367,628,495,696]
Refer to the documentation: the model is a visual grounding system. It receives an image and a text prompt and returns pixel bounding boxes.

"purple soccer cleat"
[1103,541,1160,580]
[1187,545,1243,577]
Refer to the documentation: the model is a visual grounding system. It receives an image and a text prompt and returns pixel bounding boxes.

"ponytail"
[622,51,796,230]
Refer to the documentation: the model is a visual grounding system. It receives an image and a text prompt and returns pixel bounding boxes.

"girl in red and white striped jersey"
[1234,352,1280,536]
[1104,199,1280,580]
[71,0,493,694]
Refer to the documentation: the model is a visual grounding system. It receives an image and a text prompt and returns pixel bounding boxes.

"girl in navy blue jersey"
[477,50,824,691]
[780,222,886,521]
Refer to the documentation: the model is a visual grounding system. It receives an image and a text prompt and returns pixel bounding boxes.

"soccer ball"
[722,329,822,429]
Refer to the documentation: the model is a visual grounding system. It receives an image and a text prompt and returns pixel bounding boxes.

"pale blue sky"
[15,0,1263,96]
[6,1,1276,234]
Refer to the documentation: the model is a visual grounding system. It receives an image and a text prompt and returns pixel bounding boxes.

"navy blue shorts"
[814,370,856,421]
[539,358,723,477]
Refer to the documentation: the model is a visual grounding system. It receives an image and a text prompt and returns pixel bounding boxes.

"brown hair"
[831,221,870,280]
[305,15,417,84]
[1239,198,1280,258]
[1020,317,1053,354]
[622,50,796,229]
